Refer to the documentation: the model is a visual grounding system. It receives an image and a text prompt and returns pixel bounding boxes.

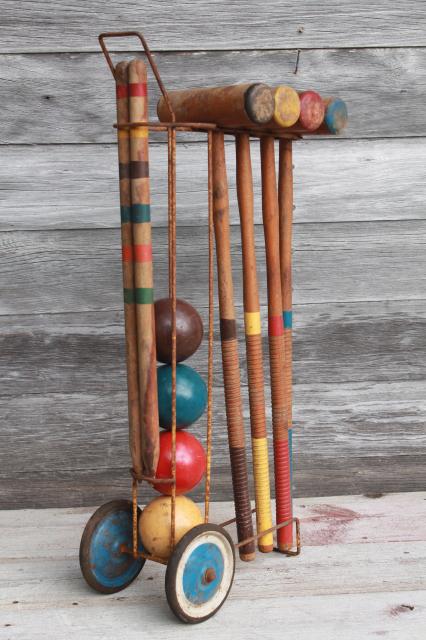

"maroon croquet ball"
[154,298,203,364]
[154,430,206,496]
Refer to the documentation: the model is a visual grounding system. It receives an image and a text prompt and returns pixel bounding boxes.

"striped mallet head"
[321,97,348,134]
[273,86,301,128]
[298,90,325,131]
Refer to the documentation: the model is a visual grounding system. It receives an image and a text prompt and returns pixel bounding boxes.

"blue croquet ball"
[157,364,207,429]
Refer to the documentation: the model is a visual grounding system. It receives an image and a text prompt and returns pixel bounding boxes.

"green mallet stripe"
[135,288,154,304]
[131,204,151,222]
[123,288,154,304]
[120,205,151,223]
[123,288,135,304]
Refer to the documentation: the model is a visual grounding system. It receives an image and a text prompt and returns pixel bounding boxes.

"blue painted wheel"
[165,524,235,623]
[79,500,145,594]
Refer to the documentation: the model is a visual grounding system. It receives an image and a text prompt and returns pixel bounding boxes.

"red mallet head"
[154,431,207,496]
[298,90,325,131]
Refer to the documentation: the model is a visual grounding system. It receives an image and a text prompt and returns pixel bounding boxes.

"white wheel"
[165,524,235,623]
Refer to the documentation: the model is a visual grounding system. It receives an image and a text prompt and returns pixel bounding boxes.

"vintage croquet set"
[79,31,348,623]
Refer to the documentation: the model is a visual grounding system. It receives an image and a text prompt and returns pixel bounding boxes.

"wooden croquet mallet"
[278,139,294,495]
[157,83,275,127]
[212,131,255,561]
[128,58,160,477]
[315,97,348,134]
[235,132,273,553]
[115,61,143,479]
[256,86,301,129]
[267,89,325,134]
[260,136,293,552]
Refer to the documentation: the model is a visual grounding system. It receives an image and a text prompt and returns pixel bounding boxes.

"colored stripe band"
[121,205,151,223]
[116,85,128,99]
[131,204,151,222]
[244,311,261,336]
[123,288,154,304]
[220,318,237,341]
[268,315,284,336]
[251,436,274,546]
[122,245,133,262]
[283,310,293,329]
[133,244,152,262]
[123,288,135,304]
[135,288,154,304]
[119,163,129,180]
[130,161,149,179]
[130,127,148,139]
[120,206,131,223]
[129,82,147,97]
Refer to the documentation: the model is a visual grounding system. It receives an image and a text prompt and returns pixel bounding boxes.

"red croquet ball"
[154,431,206,496]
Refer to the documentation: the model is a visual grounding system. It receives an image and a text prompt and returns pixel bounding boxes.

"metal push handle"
[98,31,176,122]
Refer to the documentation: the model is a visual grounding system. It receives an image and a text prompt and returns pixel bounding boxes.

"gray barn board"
[3,48,426,143]
[0,1,425,509]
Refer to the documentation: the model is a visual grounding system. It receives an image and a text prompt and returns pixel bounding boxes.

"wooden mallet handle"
[212,131,255,561]
[278,139,294,510]
[260,136,293,551]
[235,132,273,553]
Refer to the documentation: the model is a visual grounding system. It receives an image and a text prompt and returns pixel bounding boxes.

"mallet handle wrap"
[212,131,255,561]
[260,136,293,551]
[236,133,273,552]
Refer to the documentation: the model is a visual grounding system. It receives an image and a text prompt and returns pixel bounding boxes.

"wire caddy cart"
[79,31,306,624]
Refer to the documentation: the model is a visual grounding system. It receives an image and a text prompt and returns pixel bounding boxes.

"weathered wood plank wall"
[0,1,425,508]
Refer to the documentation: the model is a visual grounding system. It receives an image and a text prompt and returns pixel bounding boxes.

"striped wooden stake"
[128,59,159,477]
[260,136,293,552]
[212,131,255,562]
[235,133,273,553]
[115,61,143,478]
[278,139,294,520]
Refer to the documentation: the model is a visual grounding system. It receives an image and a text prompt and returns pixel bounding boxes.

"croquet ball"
[155,298,203,364]
[155,431,206,496]
[139,495,204,559]
[157,363,207,429]
[298,90,325,131]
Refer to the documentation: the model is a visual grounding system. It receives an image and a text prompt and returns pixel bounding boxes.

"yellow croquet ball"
[139,495,203,559]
